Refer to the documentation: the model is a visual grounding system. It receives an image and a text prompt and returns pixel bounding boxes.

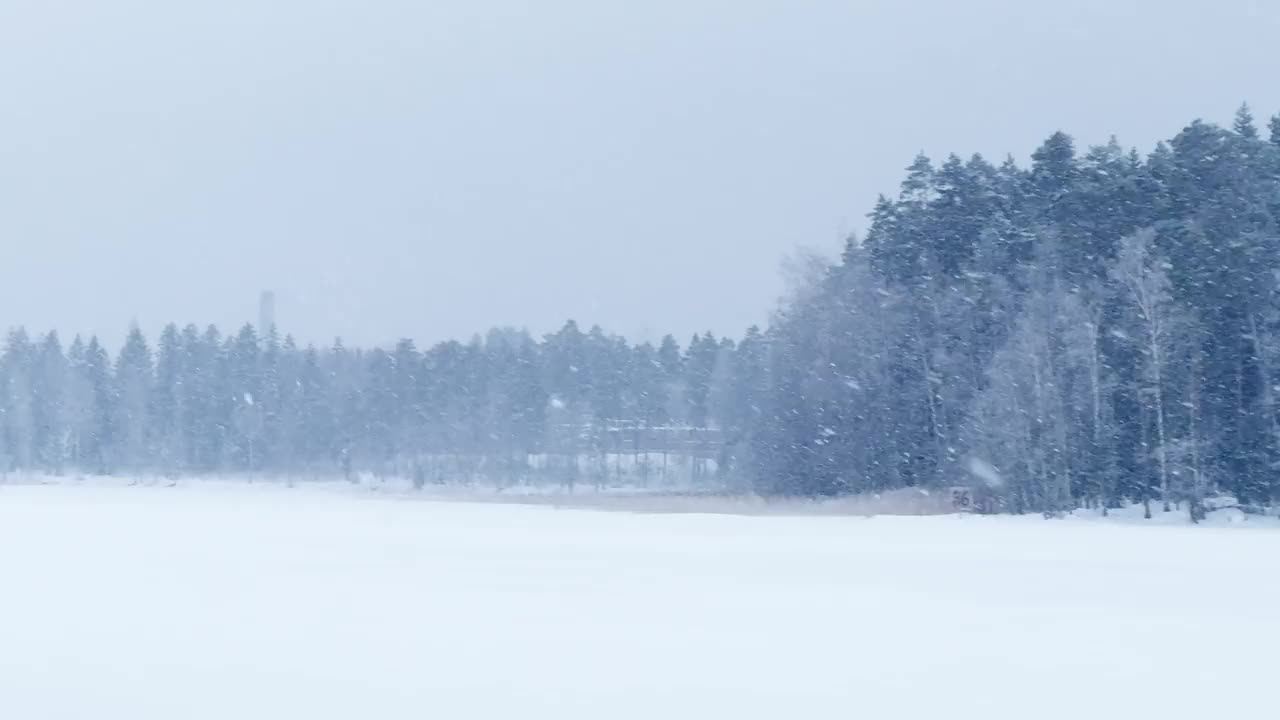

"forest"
[4,105,1280,518]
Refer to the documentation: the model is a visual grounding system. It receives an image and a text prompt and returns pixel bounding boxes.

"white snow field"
[1,483,1277,720]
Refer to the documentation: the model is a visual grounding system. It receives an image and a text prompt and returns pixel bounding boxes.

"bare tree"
[963,255,1096,515]
[1110,230,1182,513]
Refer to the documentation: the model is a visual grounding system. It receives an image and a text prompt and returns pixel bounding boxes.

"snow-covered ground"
[1,483,1276,719]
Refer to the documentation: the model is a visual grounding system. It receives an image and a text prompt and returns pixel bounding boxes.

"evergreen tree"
[1233,102,1259,140]
[153,324,185,475]
[114,326,154,471]
[64,336,94,470]
[1,329,36,471]
[82,337,113,473]
[33,331,69,473]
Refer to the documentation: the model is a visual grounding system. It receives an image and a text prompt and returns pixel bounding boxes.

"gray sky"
[2,0,1277,349]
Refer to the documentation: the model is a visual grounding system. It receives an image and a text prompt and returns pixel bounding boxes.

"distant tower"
[258,291,276,338]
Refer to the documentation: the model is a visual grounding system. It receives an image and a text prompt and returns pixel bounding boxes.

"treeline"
[0,320,760,488]
[6,106,1280,517]
[757,105,1280,518]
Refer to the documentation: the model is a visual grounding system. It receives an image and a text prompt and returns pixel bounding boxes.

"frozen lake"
[1,482,1275,719]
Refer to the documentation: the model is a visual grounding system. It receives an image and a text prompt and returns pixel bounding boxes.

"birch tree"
[1110,230,1181,513]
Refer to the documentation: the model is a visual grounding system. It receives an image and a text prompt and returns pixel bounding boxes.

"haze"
[2,0,1276,348]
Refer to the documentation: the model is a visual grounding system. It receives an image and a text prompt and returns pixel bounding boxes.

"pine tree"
[82,337,113,473]
[683,332,718,429]
[1,329,36,472]
[153,324,185,476]
[258,326,283,472]
[228,324,263,472]
[33,331,69,474]
[65,336,94,470]
[296,344,333,473]
[1233,103,1259,140]
[114,326,154,473]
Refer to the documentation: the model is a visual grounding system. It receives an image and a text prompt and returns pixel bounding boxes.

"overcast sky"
[2,0,1277,349]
